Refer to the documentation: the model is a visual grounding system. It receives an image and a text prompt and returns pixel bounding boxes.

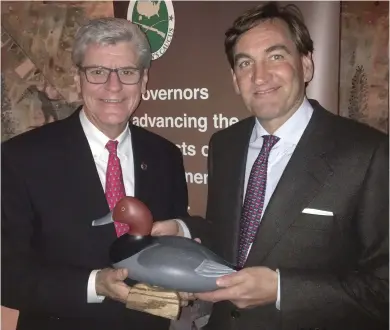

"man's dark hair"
[225,1,314,68]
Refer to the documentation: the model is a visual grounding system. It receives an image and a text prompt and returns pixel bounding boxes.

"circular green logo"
[127,1,175,60]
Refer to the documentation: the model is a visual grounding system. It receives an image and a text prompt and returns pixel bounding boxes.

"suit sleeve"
[280,137,389,325]
[1,145,96,317]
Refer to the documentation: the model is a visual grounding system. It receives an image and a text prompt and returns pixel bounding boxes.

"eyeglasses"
[78,66,142,85]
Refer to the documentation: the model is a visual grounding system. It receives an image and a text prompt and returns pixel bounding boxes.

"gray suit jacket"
[184,100,389,330]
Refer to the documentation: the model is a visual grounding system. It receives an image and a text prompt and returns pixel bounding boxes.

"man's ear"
[231,69,240,95]
[141,69,149,94]
[302,53,314,84]
[74,73,81,94]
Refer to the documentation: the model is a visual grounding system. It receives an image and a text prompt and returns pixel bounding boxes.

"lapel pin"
[141,162,147,171]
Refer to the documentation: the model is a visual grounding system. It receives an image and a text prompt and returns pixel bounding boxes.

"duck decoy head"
[112,197,153,236]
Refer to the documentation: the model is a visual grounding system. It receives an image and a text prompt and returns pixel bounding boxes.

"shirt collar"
[79,108,131,159]
[251,97,313,146]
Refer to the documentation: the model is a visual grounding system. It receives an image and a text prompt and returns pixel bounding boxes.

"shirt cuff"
[87,269,105,303]
[275,268,281,310]
[175,219,192,238]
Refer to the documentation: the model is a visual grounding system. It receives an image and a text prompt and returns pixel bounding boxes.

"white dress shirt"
[244,97,313,309]
[79,109,135,303]
[181,97,313,310]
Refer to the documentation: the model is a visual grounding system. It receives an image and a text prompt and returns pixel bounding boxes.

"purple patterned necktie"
[105,140,129,237]
[237,135,280,268]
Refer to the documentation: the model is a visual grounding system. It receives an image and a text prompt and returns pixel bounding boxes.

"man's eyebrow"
[233,44,291,64]
[233,52,252,64]
[265,44,291,54]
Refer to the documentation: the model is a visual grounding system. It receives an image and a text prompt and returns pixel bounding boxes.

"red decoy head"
[112,197,153,236]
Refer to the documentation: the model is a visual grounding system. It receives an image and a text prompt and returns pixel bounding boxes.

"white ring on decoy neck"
[141,163,147,170]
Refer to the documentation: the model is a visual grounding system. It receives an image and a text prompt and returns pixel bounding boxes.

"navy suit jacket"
[2,109,189,330]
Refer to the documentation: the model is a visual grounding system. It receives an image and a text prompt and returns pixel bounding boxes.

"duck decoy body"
[92,197,236,292]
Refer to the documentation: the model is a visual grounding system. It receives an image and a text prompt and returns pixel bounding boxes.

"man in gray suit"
[152,2,388,330]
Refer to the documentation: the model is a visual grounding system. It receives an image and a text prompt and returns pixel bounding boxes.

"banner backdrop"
[113,1,341,216]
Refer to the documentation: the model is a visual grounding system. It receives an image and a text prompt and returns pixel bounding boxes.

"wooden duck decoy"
[93,196,236,292]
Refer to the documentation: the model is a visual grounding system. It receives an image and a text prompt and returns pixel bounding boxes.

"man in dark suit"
[152,2,389,330]
[2,18,189,330]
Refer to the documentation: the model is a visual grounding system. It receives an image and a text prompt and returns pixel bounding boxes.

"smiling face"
[232,19,313,133]
[76,42,148,139]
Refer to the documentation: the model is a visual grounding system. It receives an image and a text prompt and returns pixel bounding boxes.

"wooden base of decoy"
[126,283,181,320]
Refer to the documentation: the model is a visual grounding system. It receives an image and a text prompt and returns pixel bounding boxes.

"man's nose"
[104,71,123,91]
[252,61,271,84]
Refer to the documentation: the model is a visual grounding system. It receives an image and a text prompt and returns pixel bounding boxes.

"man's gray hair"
[72,17,151,69]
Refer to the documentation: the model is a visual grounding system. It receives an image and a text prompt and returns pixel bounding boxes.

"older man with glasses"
[2,17,189,330]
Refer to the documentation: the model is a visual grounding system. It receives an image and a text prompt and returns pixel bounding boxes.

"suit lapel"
[245,104,336,266]
[220,118,255,262]
[130,125,154,203]
[61,109,114,231]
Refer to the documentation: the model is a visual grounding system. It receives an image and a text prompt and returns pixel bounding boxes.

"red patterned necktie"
[105,140,129,237]
[237,135,280,268]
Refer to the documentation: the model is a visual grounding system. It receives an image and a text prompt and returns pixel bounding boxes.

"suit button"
[230,309,240,319]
